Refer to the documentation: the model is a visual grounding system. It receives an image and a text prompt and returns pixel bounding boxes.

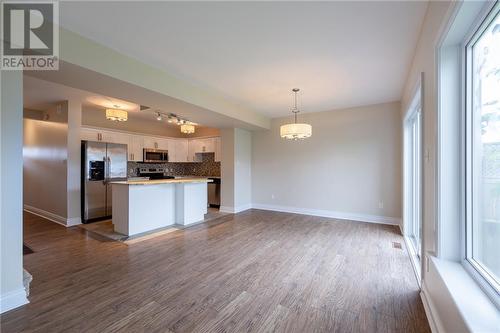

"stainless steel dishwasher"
[208,177,221,207]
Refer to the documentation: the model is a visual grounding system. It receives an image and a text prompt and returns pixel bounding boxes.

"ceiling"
[23,76,210,131]
[59,1,428,118]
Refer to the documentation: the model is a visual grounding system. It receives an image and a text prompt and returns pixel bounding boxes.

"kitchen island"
[110,178,212,236]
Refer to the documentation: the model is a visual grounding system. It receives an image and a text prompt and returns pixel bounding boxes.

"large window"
[465,3,500,299]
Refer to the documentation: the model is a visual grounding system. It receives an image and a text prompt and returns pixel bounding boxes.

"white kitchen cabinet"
[198,138,215,153]
[104,131,129,145]
[173,140,189,162]
[81,128,128,145]
[81,127,220,164]
[188,138,218,162]
[143,137,169,150]
[81,128,102,142]
[128,135,144,162]
[215,137,221,162]
[188,139,199,162]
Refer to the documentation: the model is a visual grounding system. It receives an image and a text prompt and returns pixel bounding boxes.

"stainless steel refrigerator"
[81,141,128,223]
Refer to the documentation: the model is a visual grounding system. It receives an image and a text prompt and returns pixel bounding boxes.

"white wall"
[252,102,402,223]
[220,128,235,209]
[1,71,29,313]
[220,128,252,212]
[67,100,82,225]
[234,128,252,210]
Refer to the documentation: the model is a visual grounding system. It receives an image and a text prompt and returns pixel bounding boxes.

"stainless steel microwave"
[143,149,168,163]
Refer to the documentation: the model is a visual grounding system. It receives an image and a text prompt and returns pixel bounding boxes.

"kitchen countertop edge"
[111,178,213,185]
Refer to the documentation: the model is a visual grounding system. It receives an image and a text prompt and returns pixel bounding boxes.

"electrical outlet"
[271,194,275,200]
[378,201,384,209]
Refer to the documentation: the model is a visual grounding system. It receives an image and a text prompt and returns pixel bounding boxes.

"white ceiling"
[23,76,208,130]
[59,1,427,118]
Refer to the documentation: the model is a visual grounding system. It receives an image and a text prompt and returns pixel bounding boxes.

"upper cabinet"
[128,135,144,162]
[81,128,128,145]
[172,140,189,162]
[215,137,221,162]
[143,137,169,151]
[81,127,220,163]
[188,138,217,162]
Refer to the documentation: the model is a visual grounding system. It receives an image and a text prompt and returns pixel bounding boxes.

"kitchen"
[23,76,223,240]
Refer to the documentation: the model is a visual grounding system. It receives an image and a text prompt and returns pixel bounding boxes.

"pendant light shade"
[280,88,312,140]
[106,108,128,122]
[180,124,195,134]
[280,123,312,140]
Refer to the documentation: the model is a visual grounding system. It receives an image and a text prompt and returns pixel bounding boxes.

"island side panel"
[112,184,130,235]
[128,183,176,235]
[175,182,208,226]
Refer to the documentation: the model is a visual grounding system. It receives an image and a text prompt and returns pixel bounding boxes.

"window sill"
[424,256,500,332]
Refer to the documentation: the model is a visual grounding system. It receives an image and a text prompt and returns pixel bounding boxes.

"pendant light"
[106,106,128,122]
[280,88,312,140]
[181,124,195,134]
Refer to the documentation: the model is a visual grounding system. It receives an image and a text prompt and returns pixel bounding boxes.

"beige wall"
[23,101,83,226]
[23,118,68,220]
[252,102,402,221]
[82,107,220,138]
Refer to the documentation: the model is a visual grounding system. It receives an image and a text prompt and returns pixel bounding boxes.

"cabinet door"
[175,140,189,162]
[103,131,129,145]
[188,139,202,162]
[215,137,221,162]
[199,138,215,153]
[166,139,176,162]
[157,138,169,151]
[129,135,144,161]
[143,137,158,149]
[81,128,97,141]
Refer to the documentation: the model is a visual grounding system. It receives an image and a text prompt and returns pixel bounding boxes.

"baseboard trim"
[251,203,401,225]
[0,288,29,314]
[420,283,443,333]
[403,235,422,287]
[23,205,81,227]
[219,204,252,214]
[66,217,82,226]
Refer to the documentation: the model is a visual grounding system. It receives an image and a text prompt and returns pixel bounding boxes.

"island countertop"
[111,177,213,185]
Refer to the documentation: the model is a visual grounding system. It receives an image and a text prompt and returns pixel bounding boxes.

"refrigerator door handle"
[107,156,111,182]
[103,156,107,185]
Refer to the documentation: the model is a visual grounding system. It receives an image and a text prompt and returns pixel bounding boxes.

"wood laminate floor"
[1,210,430,333]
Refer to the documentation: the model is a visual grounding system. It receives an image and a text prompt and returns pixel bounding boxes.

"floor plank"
[1,210,430,333]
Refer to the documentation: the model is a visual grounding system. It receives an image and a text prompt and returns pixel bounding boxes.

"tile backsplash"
[128,152,220,177]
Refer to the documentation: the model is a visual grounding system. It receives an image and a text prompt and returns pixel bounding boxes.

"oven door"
[143,149,168,162]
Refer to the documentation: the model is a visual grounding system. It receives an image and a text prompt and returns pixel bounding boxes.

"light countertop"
[111,178,213,185]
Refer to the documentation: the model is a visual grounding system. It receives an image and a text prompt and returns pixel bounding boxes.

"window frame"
[462,1,500,308]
